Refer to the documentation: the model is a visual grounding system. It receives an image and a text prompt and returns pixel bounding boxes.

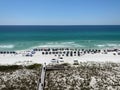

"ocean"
[0,25,120,50]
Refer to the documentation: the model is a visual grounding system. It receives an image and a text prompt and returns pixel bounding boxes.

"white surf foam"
[31,41,85,48]
[96,43,120,48]
[106,44,118,47]
[0,45,14,49]
[95,44,106,47]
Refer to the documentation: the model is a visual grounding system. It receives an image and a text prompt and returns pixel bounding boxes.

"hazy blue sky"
[0,0,120,25]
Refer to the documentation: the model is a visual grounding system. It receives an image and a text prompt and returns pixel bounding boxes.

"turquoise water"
[0,25,120,50]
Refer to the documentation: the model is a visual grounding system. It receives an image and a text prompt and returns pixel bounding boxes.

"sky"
[0,0,120,25]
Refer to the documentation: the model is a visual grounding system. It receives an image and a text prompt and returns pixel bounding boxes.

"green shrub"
[73,63,79,65]
[0,65,23,72]
[61,63,70,66]
[26,63,41,70]
[0,63,42,72]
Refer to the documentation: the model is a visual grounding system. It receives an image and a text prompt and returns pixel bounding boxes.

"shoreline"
[0,48,120,65]
[1,40,120,51]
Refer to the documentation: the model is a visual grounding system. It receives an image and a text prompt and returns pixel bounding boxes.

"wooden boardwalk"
[38,65,46,90]
[38,64,66,90]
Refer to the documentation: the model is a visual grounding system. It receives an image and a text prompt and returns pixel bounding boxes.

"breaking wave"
[33,41,85,48]
[95,43,120,48]
[1,41,120,50]
[0,45,14,49]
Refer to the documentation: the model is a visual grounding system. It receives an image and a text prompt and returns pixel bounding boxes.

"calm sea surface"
[0,25,120,50]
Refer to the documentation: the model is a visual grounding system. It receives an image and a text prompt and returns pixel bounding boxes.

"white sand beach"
[0,48,120,65]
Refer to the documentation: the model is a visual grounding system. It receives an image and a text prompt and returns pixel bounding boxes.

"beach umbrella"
[42,52,44,54]
[49,52,51,54]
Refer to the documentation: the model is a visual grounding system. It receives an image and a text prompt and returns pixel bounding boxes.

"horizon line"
[0,25,120,26]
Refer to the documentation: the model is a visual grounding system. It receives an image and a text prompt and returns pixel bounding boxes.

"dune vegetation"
[0,64,41,90]
[45,62,120,90]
